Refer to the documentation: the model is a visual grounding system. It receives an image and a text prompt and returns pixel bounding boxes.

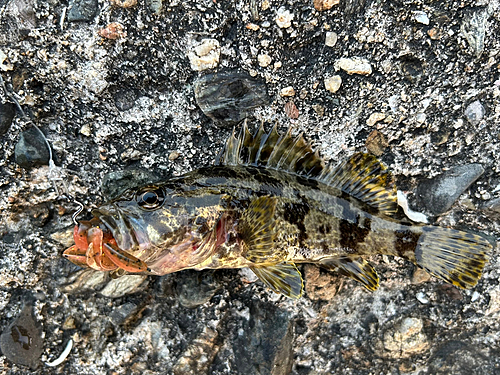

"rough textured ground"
[1,0,500,374]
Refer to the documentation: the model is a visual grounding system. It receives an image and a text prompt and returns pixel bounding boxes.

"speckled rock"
[382,317,429,358]
[464,100,485,125]
[461,6,489,57]
[416,164,485,215]
[14,127,50,168]
[0,303,43,369]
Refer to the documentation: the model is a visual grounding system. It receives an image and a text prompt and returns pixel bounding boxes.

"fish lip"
[91,204,143,253]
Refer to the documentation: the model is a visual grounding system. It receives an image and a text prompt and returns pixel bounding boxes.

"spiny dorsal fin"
[250,262,304,299]
[216,123,397,215]
[239,196,279,263]
[320,256,379,291]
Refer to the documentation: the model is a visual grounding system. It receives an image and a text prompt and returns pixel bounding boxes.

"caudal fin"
[415,227,491,289]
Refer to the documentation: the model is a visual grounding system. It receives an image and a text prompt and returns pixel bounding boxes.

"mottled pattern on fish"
[64,122,492,299]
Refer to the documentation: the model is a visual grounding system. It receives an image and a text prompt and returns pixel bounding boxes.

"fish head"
[64,184,226,274]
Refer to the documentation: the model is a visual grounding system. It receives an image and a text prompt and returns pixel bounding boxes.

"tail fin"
[415,227,491,289]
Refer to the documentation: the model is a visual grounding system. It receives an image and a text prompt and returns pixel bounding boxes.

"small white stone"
[366,112,386,126]
[80,124,92,136]
[335,57,372,75]
[257,54,272,67]
[188,39,220,71]
[280,86,296,97]
[416,292,429,304]
[471,291,481,302]
[324,75,342,93]
[414,11,430,25]
[415,112,426,124]
[325,31,338,47]
[276,7,294,28]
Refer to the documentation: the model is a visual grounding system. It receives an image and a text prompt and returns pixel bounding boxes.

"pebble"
[383,317,429,357]
[324,75,342,93]
[365,130,388,156]
[187,39,220,71]
[147,0,162,14]
[14,127,51,168]
[175,270,220,308]
[101,169,160,200]
[461,7,489,57]
[284,101,299,119]
[411,268,431,285]
[313,0,339,11]
[109,302,138,326]
[99,22,126,40]
[110,0,137,7]
[113,88,138,111]
[464,100,485,125]
[99,275,148,298]
[413,11,429,25]
[257,54,272,67]
[325,31,338,47]
[67,0,98,22]
[0,101,16,136]
[366,112,386,126]
[483,197,500,213]
[416,164,485,215]
[280,86,296,97]
[194,70,269,124]
[335,57,372,75]
[275,7,293,28]
[0,302,44,369]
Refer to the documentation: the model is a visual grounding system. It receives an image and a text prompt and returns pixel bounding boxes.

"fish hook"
[1,73,84,225]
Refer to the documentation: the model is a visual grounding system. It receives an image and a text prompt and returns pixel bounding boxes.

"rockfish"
[63,123,491,298]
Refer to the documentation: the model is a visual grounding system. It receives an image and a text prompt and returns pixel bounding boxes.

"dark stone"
[175,270,220,308]
[0,102,16,136]
[416,164,484,215]
[101,169,160,200]
[194,70,270,124]
[428,341,497,375]
[0,303,43,369]
[67,0,98,22]
[14,127,51,168]
[218,300,294,375]
[114,88,138,111]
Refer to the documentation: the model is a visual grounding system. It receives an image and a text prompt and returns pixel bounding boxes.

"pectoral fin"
[250,262,304,299]
[239,196,278,263]
[320,256,379,291]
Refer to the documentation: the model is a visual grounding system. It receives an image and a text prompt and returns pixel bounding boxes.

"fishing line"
[0,73,83,225]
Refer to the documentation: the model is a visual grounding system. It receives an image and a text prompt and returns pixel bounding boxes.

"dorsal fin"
[216,122,397,215]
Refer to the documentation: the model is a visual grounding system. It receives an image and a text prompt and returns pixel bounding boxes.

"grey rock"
[175,270,220,308]
[416,164,484,215]
[0,303,43,369]
[67,0,98,22]
[464,100,485,125]
[218,300,293,375]
[101,169,161,200]
[114,88,138,111]
[14,127,50,168]
[483,197,500,213]
[194,71,270,124]
[109,302,138,326]
[461,7,489,57]
[0,101,16,136]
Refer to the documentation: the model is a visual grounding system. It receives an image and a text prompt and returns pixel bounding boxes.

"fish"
[63,122,492,298]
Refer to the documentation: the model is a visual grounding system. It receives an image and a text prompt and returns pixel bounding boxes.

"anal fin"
[250,262,304,299]
[320,256,379,291]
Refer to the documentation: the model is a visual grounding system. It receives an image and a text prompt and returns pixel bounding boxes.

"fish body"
[64,123,491,298]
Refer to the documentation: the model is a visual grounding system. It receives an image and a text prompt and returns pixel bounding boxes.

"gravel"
[1,0,500,374]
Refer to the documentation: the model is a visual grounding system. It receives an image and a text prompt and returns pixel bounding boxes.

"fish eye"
[135,187,165,210]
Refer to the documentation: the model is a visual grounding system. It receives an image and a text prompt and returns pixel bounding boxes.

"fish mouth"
[62,205,151,273]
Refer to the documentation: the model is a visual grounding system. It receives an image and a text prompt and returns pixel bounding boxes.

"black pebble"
[0,303,44,369]
[67,0,98,22]
[113,88,138,111]
[14,127,51,168]
[0,102,16,136]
